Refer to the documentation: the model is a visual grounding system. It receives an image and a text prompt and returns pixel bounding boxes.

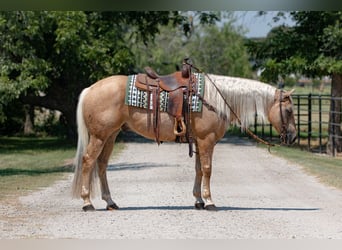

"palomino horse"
[72,73,297,211]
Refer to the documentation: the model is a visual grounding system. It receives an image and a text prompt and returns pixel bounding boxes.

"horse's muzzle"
[282,123,297,145]
[288,133,297,145]
[283,131,297,145]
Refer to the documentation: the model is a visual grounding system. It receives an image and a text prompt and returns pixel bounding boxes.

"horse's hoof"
[194,202,205,210]
[205,204,218,211]
[82,204,95,212]
[106,203,119,210]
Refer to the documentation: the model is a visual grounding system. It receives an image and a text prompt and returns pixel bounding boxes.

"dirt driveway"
[1,137,342,239]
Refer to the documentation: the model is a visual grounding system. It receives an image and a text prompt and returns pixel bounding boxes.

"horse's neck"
[205,74,276,128]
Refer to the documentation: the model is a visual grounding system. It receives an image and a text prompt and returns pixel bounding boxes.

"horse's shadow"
[107,162,178,171]
[117,130,262,146]
[96,206,319,212]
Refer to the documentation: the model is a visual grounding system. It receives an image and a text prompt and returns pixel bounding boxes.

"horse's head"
[268,89,297,145]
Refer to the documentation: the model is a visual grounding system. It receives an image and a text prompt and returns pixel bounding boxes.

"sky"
[233,11,296,38]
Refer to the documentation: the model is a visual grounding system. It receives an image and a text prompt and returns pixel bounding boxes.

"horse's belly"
[126,108,178,142]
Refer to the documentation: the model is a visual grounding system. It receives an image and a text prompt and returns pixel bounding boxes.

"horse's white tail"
[71,88,98,198]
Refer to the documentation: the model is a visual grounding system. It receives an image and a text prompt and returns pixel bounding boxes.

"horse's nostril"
[284,132,297,145]
[289,134,297,145]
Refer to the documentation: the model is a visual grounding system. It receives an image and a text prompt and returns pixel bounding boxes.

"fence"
[251,94,342,156]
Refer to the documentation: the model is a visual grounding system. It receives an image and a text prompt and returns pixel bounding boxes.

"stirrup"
[173,118,186,137]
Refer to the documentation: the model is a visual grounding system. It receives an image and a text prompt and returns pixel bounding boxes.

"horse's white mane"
[204,74,276,129]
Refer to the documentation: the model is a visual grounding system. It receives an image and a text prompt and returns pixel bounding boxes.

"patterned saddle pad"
[125,73,205,112]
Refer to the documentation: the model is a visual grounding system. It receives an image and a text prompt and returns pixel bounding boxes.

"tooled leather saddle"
[135,62,196,150]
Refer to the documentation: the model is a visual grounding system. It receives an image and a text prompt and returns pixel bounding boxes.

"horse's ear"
[283,89,295,98]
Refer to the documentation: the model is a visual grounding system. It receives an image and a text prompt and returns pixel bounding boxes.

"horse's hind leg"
[97,131,120,210]
[81,135,105,211]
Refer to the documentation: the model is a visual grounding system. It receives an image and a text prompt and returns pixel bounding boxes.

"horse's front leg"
[97,132,120,210]
[193,142,205,209]
[196,137,217,211]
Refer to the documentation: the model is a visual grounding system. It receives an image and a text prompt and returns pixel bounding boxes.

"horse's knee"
[201,164,212,176]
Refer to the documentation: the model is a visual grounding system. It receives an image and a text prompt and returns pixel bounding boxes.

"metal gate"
[251,94,342,156]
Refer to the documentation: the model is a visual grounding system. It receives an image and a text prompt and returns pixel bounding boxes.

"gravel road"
[1,137,342,239]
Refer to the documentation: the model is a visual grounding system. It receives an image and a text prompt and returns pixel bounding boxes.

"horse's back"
[85,75,127,103]
[88,75,127,94]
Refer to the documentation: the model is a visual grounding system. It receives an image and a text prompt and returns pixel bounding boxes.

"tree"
[0,11,219,139]
[131,22,190,74]
[188,22,252,77]
[246,11,342,154]
[133,12,252,78]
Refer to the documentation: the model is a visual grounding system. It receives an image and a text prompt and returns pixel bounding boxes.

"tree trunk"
[326,73,342,155]
[20,81,81,141]
[60,108,77,141]
[23,105,35,135]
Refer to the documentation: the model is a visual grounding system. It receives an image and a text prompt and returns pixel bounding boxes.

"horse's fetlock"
[202,190,211,199]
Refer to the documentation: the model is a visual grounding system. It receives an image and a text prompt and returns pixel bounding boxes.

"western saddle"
[135,60,196,154]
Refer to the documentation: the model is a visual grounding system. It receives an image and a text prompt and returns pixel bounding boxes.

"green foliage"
[259,56,308,83]
[313,55,342,74]
[0,11,219,137]
[247,11,342,81]
[133,13,252,78]
[131,22,187,73]
[189,23,252,77]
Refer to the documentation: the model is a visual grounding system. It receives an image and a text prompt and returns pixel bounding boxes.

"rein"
[279,90,289,145]
[184,61,278,151]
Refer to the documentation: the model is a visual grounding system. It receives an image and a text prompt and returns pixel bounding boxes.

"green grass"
[0,137,75,200]
[291,84,331,95]
[262,144,342,190]
[0,136,124,201]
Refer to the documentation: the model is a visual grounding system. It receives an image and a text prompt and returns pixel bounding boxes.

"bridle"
[279,90,292,145]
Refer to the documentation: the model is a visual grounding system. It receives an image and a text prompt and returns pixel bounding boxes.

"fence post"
[297,95,300,146]
[319,95,322,153]
[308,93,312,150]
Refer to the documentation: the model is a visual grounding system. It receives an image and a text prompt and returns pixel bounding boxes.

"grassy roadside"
[226,124,342,191]
[260,144,342,190]
[0,136,124,201]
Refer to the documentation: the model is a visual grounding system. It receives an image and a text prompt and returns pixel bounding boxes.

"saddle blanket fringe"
[125,73,205,112]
